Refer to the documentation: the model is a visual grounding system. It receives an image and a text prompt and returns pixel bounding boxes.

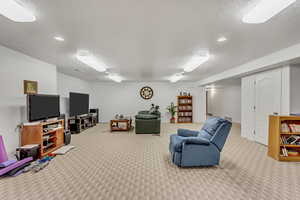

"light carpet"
[1,123,300,200]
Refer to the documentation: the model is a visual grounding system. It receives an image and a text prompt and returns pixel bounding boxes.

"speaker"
[90,108,99,123]
[64,130,71,145]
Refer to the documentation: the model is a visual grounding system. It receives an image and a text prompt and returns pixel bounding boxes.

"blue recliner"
[169,117,232,167]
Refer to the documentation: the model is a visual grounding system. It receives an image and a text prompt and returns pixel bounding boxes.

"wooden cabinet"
[177,96,193,123]
[268,115,300,161]
[21,120,64,158]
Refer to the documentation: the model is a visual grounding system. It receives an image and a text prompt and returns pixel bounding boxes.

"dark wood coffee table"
[110,119,132,132]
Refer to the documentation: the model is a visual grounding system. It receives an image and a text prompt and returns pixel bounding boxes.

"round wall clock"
[140,86,153,100]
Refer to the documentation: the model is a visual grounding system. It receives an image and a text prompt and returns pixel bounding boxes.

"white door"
[255,69,281,145]
[241,75,256,141]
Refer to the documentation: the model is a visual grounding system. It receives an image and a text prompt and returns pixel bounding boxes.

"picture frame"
[24,80,38,94]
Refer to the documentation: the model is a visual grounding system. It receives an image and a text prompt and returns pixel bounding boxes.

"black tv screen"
[27,94,60,122]
[69,92,89,117]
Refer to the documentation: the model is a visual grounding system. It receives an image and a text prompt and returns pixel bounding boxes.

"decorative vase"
[170,117,176,123]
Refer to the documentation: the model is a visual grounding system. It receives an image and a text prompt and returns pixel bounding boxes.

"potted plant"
[167,102,177,123]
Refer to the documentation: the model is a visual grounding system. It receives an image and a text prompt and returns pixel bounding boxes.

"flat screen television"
[27,94,60,122]
[69,92,89,117]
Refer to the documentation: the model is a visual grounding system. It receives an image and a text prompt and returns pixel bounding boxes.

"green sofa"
[135,110,161,134]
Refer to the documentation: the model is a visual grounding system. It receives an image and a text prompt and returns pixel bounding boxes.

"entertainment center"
[21,120,65,158]
[21,92,99,157]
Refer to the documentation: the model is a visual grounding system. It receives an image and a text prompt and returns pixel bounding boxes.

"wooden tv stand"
[21,119,65,158]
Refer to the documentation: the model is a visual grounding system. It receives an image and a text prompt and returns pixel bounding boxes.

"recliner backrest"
[199,117,232,151]
[198,117,224,140]
[201,117,226,135]
[210,121,232,151]
[198,130,213,140]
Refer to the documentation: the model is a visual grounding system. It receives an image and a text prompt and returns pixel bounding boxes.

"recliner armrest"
[177,129,199,137]
[182,137,210,145]
[171,135,210,152]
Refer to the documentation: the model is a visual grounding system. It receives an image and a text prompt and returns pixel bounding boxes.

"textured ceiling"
[0,0,300,82]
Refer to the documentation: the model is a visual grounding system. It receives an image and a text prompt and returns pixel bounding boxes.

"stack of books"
[281,147,299,157]
[281,122,300,133]
[280,135,300,145]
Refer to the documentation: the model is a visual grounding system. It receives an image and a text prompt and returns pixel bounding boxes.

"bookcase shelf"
[268,115,300,161]
[177,96,193,123]
[280,132,300,135]
[280,144,300,148]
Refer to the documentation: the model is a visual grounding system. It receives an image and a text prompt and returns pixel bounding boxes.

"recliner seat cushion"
[201,117,226,135]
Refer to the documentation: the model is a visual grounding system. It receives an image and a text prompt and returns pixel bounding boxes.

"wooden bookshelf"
[21,119,65,158]
[177,96,193,123]
[268,115,300,161]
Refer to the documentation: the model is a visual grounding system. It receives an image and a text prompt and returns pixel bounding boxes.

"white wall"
[281,66,291,115]
[290,65,300,114]
[57,72,92,118]
[0,45,57,155]
[207,84,241,123]
[90,82,206,123]
[197,43,300,86]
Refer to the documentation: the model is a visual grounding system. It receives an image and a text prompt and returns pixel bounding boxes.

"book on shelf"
[280,135,300,145]
[288,149,299,156]
[281,123,290,132]
[288,124,296,132]
[282,147,288,156]
[179,99,192,104]
[287,136,300,144]
[281,148,300,157]
[279,136,283,144]
[293,124,300,132]
[281,136,288,144]
[281,122,300,133]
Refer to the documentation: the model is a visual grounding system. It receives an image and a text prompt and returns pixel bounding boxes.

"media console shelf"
[68,114,98,134]
[21,119,65,158]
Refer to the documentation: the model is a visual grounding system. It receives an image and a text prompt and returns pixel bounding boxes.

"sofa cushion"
[150,110,161,116]
[201,117,226,136]
[138,111,150,115]
[135,114,158,120]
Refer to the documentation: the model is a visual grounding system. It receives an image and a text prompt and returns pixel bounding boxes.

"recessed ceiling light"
[217,36,227,42]
[107,73,123,83]
[76,50,107,72]
[242,0,296,24]
[169,73,184,83]
[183,51,210,73]
[0,0,36,22]
[54,36,64,41]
